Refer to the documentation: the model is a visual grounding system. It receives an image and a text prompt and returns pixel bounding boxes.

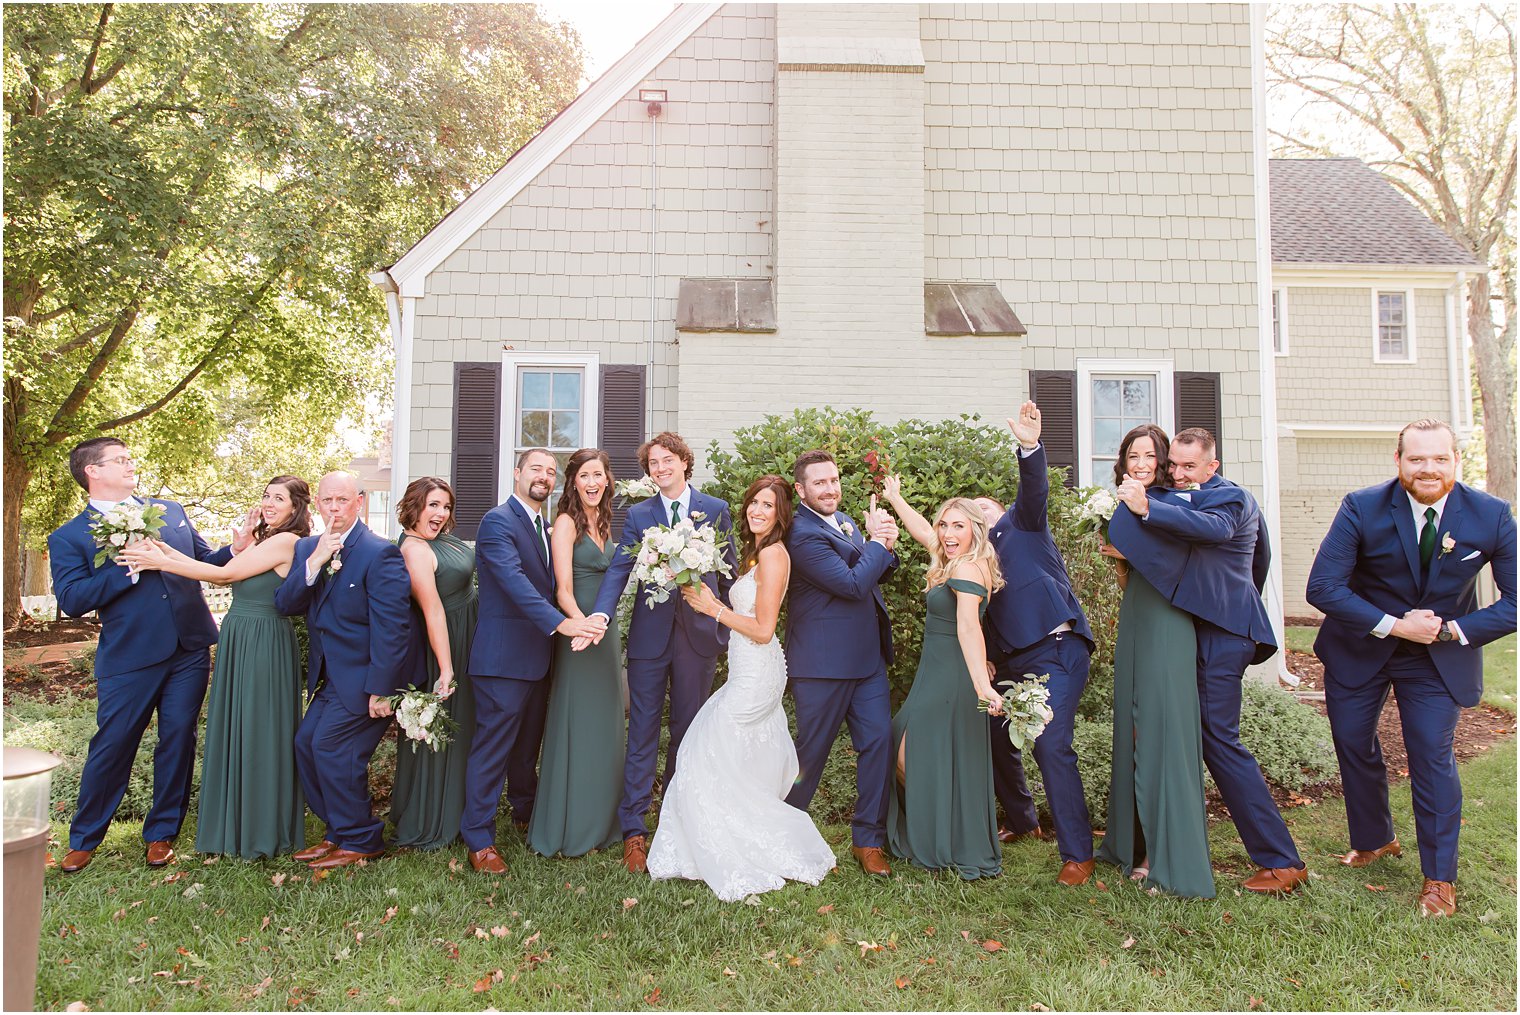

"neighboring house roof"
[1269,158,1481,268]
[378,3,723,297]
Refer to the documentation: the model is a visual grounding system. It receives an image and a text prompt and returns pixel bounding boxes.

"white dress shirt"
[512,494,551,560]
[659,486,693,526]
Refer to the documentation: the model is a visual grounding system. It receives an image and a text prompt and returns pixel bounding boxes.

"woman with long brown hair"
[121,476,312,859]
[528,448,626,858]
[390,477,478,850]
[647,475,836,900]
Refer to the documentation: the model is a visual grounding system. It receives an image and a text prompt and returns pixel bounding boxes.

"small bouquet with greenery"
[89,500,166,568]
[1072,486,1118,541]
[390,687,457,753]
[626,514,733,608]
[981,673,1055,751]
[615,476,659,504]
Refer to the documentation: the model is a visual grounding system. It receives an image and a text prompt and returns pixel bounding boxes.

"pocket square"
[1461,550,1481,561]
[348,583,356,589]
[178,519,187,527]
[1175,492,1192,502]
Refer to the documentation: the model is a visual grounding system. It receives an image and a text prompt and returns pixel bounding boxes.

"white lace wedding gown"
[647,570,837,901]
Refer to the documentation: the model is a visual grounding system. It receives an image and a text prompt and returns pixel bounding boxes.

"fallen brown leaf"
[722,967,737,978]
[923,925,936,936]
[894,976,912,989]
[816,904,835,914]
[523,931,541,947]
[380,907,397,925]
[1121,935,1136,949]
[623,897,639,910]
[644,986,663,1005]
[1248,997,1264,1009]
[982,940,1004,953]
[1365,884,1388,892]
[271,873,287,887]
[64,1003,90,1012]
[857,940,884,957]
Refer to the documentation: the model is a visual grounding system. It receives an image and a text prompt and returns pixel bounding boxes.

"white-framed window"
[1372,289,1416,363]
[1077,359,1175,488]
[1272,288,1289,356]
[498,352,600,512]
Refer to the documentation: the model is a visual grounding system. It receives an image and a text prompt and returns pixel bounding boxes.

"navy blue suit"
[1307,480,1516,881]
[276,521,411,854]
[590,489,735,839]
[783,504,897,847]
[1109,475,1300,870]
[984,445,1096,862]
[49,498,230,851]
[459,497,566,850]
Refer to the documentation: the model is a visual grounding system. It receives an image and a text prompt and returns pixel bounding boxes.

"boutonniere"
[841,522,855,537]
[326,549,343,577]
[1439,533,1455,558]
[689,510,707,522]
[1176,482,1202,492]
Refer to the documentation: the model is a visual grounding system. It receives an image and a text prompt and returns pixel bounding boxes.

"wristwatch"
[1436,622,1455,643]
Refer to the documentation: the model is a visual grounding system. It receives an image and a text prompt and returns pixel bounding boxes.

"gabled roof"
[1269,158,1481,269]
[378,3,723,298]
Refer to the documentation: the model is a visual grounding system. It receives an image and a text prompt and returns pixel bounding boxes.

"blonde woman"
[879,478,1006,879]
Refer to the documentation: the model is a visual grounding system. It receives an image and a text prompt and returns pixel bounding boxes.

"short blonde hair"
[925,497,1005,593]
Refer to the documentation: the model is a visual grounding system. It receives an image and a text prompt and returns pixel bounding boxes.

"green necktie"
[669,500,681,526]
[1418,507,1437,569]
[534,515,548,564]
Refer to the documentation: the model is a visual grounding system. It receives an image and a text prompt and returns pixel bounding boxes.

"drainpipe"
[1454,271,1472,448]
[648,102,660,436]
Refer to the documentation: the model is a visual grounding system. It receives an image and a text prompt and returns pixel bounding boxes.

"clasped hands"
[565,612,609,652]
[1115,474,1149,516]
[1393,609,1445,645]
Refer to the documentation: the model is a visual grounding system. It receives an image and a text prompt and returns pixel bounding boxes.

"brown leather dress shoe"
[292,839,337,862]
[1242,864,1309,894]
[852,846,892,877]
[1418,879,1456,918]
[997,825,1046,843]
[308,847,383,870]
[469,846,508,874]
[1056,859,1095,886]
[623,835,648,874]
[1341,840,1402,867]
[145,840,176,867]
[60,849,94,873]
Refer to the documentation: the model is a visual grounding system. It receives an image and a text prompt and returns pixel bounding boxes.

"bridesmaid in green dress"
[879,482,1007,880]
[122,476,310,860]
[1095,425,1215,899]
[528,448,625,858]
[390,477,478,850]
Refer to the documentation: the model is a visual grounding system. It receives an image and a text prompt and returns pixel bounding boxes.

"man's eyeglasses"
[93,455,135,468]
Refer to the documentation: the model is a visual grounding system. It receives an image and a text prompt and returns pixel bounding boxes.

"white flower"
[1440,533,1456,557]
[110,531,128,547]
[842,522,855,537]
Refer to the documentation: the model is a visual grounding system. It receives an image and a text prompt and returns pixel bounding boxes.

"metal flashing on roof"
[924,283,1026,337]
[675,278,777,333]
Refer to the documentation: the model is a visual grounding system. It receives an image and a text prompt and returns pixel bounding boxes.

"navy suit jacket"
[1306,479,1517,707]
[591,489,735,661]
[1109,474,1277,664]
[48,498,230,679]
[275,521,412,714]
[985,445,1094,655]
[468,498,565,680]
[785,505,897,679]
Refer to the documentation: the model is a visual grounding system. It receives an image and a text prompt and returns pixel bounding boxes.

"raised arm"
[1449,504,1518,648]
[400,537,455,698]
[1006,401,1049,532]
[1305,494,1393,635]
[121,532,295,585]
[881,475,934,549]
[789,525,896,601]
[274,538,320,616]
[1138,489,1246,545]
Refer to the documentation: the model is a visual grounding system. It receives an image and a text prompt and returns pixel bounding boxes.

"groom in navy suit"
[1111,427,1307,894]
[588,432,735,874]
[784,449,900,876]
[1308,419,1515,917]
[977,403,1097,886]
[462,448,606,874]
[276,472,412,869]
[50,438,232,873]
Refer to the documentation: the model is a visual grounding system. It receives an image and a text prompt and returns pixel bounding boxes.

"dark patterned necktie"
[1418,507,1437,570]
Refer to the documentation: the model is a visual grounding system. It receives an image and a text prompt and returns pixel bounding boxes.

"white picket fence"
[22,583,236,622]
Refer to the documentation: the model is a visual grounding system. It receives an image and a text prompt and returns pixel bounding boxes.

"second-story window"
[1374,290,1414,362]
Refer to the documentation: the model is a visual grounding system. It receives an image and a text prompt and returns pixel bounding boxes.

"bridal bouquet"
[982,673,1055,751]
[616,476,660,502]
[390,687,457,753]
[627,515,733,608]
[1072,486,1118,540]
[89,500,166,567]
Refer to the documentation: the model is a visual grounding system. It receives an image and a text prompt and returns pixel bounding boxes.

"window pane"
[520,410,549,447]
[1122,379,1153,418]
[1093,417,1122,457]
[521,371,550,409]
[1272,291,1282,352]
[1092,378,1121,415]
[551,372,582,410]
[1379,292,1405,326]
[551,410,580,448]
[1093,457,1116,486]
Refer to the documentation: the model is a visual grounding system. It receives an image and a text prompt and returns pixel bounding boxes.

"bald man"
[275,473,412,869]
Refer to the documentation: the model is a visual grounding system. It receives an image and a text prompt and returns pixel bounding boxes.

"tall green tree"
[1267,3,1516,504]
[3,3,584,621]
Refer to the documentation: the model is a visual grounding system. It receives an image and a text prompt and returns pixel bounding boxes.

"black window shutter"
[599,364,647,534]
[1173,371,1224,474]
[1029,369,1078,488]
[452,362,502,541]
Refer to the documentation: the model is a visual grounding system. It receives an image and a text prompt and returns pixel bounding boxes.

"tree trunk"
[3,433,36,629]
[1467,273,1517,506]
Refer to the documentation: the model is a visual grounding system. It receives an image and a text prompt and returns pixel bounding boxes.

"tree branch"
[78,5,113,95]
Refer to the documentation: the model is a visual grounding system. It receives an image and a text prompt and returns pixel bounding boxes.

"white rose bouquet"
[390,687,457,753]
[615,476,660,503]
[1073,486,1118,540]
[981,673,1055,751]
[89,500,167,568]
[626,515,733,609]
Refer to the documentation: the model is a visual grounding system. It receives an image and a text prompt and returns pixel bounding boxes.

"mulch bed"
[5,616,101,648]
[3,658,94,705]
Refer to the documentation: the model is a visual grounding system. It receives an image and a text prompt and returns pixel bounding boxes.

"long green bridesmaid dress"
[528,533,625,858]
[1096,569,1216,898]
[888,577,1001,880]
[390,532,478,850]
[195,567,305,859]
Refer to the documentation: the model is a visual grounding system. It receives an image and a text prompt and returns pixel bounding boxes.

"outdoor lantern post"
[3,746,63,1012]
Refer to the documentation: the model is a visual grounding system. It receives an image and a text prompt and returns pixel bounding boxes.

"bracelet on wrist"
[715,606,726,626]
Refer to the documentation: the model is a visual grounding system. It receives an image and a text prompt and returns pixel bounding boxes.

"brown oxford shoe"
[308,847,383,870]
[1341,839,1402,867]
[998,825,1046,843]
[852,846,892,877]
[145,840,176,867]
[1056,859,1095,886]
[60,849,94,873]
[292,839,337,862]
[1418,879,1456,918]
[469,846,508,874]
[1242,864,1309,894]
[623,834,649,874]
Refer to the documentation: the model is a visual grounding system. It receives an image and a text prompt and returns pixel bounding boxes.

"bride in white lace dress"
[647,475,836,901]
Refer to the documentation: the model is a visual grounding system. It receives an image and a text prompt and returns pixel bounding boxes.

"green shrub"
[67,644,97,676]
